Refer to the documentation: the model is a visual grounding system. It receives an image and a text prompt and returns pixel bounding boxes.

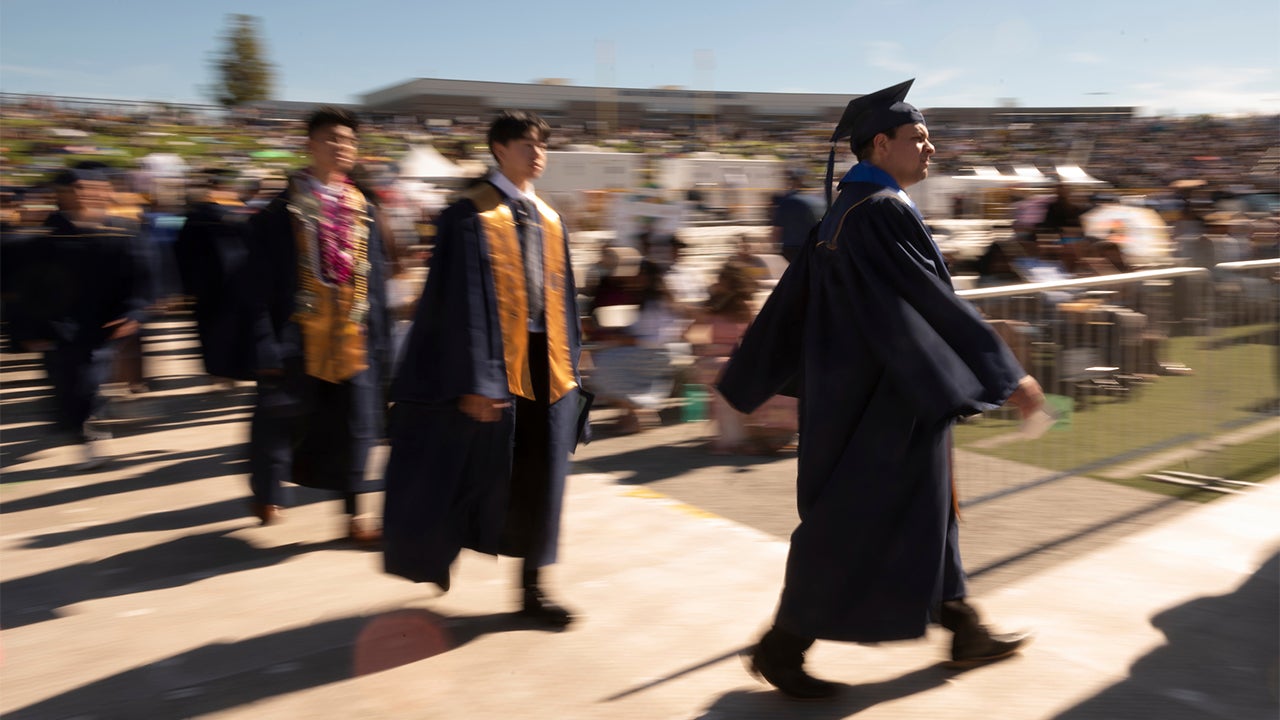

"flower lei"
[314,175,357,285]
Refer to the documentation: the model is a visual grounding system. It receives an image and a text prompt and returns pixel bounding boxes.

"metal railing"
[954,260,1278,493]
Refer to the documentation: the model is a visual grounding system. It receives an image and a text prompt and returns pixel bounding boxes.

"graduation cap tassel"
[825,142,836,209]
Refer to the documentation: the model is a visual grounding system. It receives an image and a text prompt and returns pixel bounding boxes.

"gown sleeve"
[834,199,1023,422]
[716,237,814,414]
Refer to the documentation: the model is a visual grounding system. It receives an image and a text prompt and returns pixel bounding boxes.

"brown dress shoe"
[250,502,284,526]
[347,518,382,545]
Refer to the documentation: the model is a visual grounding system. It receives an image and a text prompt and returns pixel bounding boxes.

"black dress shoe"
[745,630,837,700]
[948,629,1032,667]
[941,599,1032,667]
[519,587,574,628]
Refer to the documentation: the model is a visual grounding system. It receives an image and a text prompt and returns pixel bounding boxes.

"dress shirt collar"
[489,169,538,204]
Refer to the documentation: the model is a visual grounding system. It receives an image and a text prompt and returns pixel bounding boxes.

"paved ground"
[1,318,1277,719]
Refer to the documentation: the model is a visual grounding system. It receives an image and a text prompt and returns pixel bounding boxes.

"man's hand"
[103,317,139,340]
[1006,375,1046,421]
[459,394,509,423]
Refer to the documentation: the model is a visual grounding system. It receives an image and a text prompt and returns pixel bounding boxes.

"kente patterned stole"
[286,174,372,383]
[467,183,576,404]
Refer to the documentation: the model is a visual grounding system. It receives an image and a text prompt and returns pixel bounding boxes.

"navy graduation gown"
[245,187,391,495]
[382,185,585,588]
[718,181,1024,642]
[174,201,256,380]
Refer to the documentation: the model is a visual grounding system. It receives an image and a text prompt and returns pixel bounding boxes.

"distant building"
[358,77,1136,132]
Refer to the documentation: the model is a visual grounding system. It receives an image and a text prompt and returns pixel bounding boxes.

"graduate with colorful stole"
[245,106,390,541]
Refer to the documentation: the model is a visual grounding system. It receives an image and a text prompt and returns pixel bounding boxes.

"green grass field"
[954,327,1279,493]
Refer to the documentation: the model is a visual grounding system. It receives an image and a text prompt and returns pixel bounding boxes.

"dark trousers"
[500,332,553,583]
[249,362,378,515]
[44,341,115,442]
[111,330,146,388]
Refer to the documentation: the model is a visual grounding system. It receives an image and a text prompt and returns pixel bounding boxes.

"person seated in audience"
[586,261,686,434]
[689,261,797,454]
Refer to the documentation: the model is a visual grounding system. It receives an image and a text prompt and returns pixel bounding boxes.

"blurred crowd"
[1,95,1277,459]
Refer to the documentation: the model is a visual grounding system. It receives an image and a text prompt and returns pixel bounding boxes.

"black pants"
[249,360,378,515]
[500,332,553,567]
[44,340,115,442]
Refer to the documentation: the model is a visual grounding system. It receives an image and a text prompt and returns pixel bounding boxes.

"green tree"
[209,14,274,108]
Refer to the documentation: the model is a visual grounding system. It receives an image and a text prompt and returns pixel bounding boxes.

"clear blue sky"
[2,0,1277,116]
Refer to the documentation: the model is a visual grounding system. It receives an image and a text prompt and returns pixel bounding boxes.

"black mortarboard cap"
[52,167,107,186]
[201,166,237,188]
[824,79,924,206]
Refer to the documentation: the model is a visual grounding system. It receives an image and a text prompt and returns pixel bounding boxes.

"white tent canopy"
[397,144,463,179]
[138,152,188,177]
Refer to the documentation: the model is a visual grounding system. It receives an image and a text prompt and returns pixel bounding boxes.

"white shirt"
[488,170,537,204]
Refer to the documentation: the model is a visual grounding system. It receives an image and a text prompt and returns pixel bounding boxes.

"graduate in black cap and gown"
[14,168,149,469]
[718,80,1047,698]
[174,168,256,382]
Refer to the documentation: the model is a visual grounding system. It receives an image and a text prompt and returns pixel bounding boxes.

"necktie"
[514,199,544,323]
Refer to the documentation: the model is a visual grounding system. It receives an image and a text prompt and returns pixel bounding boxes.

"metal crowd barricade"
[954,260,1278,494]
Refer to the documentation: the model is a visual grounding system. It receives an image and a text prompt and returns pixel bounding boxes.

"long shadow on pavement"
[0,445,250,511]
[0,386,255,471]
[5,609,533,720]
[18,496,282,549]
[1,527,362,629]
[1053,550,1280,720]
[577,437,790,486]
[692,661,960,719]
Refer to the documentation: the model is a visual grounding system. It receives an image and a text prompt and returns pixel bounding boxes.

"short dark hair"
[487,110,550,157]
[306,105,360,137]
[853,125,899,162]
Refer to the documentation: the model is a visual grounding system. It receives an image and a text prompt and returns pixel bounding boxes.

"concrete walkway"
[1,321,1276,719]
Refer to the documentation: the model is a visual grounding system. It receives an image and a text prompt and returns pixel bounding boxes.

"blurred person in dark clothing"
[75,160,154,395]
[1038,182,1086,237]
[771,168,822,263]
[9,168,149,469]
[245,107,391,542]
[382,110,589,628]
[719,80,1043,699]
[173,168,257,384]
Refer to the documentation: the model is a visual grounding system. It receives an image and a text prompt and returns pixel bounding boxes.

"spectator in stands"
[690,261,796,454]
[589,260,685,434]
[771,168,822,263]
[1037,182,1086,237]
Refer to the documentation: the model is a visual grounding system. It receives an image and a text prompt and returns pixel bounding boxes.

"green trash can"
[682,385,710,423]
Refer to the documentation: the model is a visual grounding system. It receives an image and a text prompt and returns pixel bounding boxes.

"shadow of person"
[17,492,327,549]
[1052,550,1279,720]
[5,609,527,720]
[1,529,346,629]
[0,445,250,509]
[577,437,790,487]
[692,661,957,719]
[0,381,255,469]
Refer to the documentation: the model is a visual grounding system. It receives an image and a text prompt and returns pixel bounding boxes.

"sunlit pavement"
[1,319,1276,719]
